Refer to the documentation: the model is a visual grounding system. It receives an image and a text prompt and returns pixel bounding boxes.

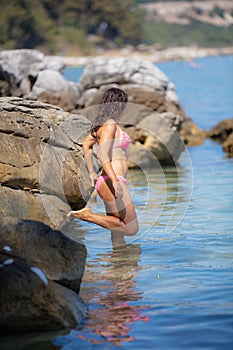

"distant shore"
[55,46,233,67]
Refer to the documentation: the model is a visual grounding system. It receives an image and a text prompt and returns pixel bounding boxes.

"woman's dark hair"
[90,87,128,136]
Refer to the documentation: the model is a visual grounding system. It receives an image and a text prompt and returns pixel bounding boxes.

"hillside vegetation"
[0,0,232,55]
[141,1,233,48]
[0,0,143,54]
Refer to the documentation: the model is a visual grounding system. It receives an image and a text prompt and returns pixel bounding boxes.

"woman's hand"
[112,179,123,199]
[90,171,98,187]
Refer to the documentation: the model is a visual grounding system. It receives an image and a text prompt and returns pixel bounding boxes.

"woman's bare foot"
[67,207,92,222]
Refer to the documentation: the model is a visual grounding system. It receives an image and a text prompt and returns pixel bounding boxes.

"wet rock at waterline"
[0,220,87,334]
[0,220,87,293]
[223,133,233,156]
[208,118,233,143]
[208,118,233,156]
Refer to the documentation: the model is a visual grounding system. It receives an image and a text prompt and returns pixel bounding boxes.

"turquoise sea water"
[54,55,233,350]
[2,56,232,350]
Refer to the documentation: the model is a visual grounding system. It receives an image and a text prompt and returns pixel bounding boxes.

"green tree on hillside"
[0,0,54,49]
[0,0,143,52]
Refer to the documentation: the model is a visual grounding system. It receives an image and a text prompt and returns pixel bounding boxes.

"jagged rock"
[0,220,87,292]
[0,256,86,334]
[0,97,92,228]
[0,186,62,228]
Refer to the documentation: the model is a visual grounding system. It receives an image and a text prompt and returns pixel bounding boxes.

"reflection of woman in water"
[78,243,149,346]
[67,88,139,239]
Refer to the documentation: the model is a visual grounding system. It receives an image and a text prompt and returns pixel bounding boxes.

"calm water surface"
[2,56,232,350]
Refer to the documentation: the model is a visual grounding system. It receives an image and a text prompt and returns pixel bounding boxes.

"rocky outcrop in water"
[0,220,87,334]
[208,118,233,156]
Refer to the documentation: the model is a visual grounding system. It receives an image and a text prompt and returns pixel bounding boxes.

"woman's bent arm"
[82,134,98,184]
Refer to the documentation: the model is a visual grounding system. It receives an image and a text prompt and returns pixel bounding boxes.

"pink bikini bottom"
[95,175,127,192]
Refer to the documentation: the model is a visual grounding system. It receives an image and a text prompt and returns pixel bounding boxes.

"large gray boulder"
[0,49,80,111]
[77,57,183,115]
[0,50,205,145]
[27,69,81,111]
[0,97,92,228]
[78,57,169,91]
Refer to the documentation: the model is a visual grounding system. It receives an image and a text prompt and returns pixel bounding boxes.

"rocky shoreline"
[56,46,233,67]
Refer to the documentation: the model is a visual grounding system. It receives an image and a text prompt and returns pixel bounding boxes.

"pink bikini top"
[96,125,130,159]
[113,126,130,150]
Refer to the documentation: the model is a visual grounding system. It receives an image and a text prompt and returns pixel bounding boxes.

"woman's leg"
[67,178,138,236]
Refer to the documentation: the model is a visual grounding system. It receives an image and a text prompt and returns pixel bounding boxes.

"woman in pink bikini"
[67,88,139,239]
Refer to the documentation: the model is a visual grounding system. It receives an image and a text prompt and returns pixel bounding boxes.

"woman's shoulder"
[100,119,118,132]
[103,118,117,127]
[98,119,117,138]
